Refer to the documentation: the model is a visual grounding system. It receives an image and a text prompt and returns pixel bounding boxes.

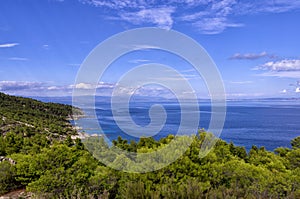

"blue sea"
[36,96,300,151]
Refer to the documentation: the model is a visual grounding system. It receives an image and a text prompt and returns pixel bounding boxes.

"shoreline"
[71,132,100,140]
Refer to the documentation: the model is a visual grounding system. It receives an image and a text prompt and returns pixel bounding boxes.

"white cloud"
[119,7,175,29]
[42,44,49,50]
[68,63,81,67]
[0,43,19,48]
[81,0,141,9]
[180,68,197,73]
[74,82,115,90]
[280,89,287,93]
[0,81,44,91]
[75,83,94,89]
[180,0,244,34]
[254,59,300,78]
[0,81,173,97]
[179,11,208,21]
[257,59,300,72]
[81,0,300,34]
[229,81,253,84]
[238,0,300,14]
[0,81,73,96]
[230,52,268,60]
[226,92,264,98]
[134,86,174,98]
[296,87,300,93]
[256,71,300,78]
[131,44,160,50]
[74,81,182,98]
[193,17,243,34]
[129,59,151,64]
[0,81,103,96]
[8,57,28,61]
[47,86,60,90]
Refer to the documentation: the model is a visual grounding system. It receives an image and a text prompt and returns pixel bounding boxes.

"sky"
[0,0,300,99]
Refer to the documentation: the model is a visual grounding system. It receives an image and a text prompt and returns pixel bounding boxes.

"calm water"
[36,97,300,151]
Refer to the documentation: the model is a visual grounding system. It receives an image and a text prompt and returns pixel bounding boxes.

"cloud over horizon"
[0,81,182,98]
[254,59,300,79]
[257,59,300,72]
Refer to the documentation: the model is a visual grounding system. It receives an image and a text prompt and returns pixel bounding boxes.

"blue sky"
[0,0,300,98]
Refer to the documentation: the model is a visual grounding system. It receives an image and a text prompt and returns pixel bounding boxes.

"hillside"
[0,92,84,138]
[0,92,300,198]
[0,92,85,196]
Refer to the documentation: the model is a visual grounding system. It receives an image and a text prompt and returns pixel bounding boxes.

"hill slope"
[0,92,81,138]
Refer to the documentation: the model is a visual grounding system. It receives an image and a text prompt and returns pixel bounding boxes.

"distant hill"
[0,92,82,138]
[0,92,87,196]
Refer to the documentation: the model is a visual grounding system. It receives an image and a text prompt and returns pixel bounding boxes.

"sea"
[35,96,300,151]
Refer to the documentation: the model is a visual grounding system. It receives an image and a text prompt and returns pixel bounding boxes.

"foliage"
[0,161,18,195]
[291,136,300,149]
[0,92,80,141]
[0,92,300,198]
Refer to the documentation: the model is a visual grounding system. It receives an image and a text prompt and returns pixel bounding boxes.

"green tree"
[0,162,18,195]
[286,149,300,169]
[291,136,300,149]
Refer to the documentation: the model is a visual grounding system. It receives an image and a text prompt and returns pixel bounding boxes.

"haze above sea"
[35,96,300,151]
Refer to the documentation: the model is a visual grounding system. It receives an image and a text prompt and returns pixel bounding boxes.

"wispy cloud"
[230,52,269,60]
[281,80,300,94]
[291,81,300,93]
[229,81,253,84]
[181,0,244,34]
[42,44,49,50]
[81,0,141,9]
[0,81,44,91]
[73,82,115,90]
[0,81,76,96]
[134,86,175,98]
[68,63,81,67]
[81,0,300,34]
[192,17,243,34]
[130,44,161,50]
[0,43,19,48]
[0,80,194,98]
[256,59,300,72]
[0,81,73,96]
[257,71,300,78]
[119,7,175,29]
[129,59,151,64]
[226,92,264,98]
[237,0,300,14]
[289,80,300,87]
[8,57,28,61]
[253,59,300,78]
[280,89,287,94]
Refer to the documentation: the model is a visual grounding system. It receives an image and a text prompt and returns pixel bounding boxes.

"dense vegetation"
[0,92,81,139]
[0,92,300,198]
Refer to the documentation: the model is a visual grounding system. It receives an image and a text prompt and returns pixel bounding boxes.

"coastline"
[68,107,100,140]
[71,131,100,140]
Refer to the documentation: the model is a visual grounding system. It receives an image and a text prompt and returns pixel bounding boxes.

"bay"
[35,96,300,151]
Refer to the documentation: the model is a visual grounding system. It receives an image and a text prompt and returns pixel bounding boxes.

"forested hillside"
[0,92,81,138]
[0,92,300,198]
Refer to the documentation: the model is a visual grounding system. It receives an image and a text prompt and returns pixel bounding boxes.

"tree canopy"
[0,92,300,198]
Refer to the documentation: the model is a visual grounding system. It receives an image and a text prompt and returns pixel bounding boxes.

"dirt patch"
[0,189,31,199]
